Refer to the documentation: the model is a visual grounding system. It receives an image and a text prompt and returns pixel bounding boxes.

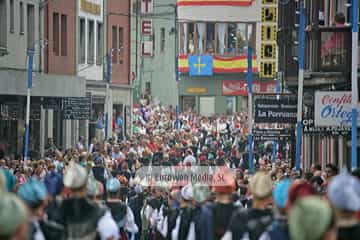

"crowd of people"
[1,100,360,240]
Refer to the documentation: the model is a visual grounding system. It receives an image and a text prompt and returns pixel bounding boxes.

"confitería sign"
[255,97,297,123]
[314,91,360,127]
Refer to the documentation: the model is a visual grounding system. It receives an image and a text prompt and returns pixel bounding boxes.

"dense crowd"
[1,100,360,240]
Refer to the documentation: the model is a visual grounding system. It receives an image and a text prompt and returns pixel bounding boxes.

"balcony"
[282,26,352,89]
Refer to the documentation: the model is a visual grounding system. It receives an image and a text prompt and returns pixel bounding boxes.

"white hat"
[181,184,194,201]
[63,162,88,189]
[249,171,273,199]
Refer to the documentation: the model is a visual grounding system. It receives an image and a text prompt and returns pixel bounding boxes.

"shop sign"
[302,118,350,136]
[80,0,101,15]
[222,81,247,96]
[186,87,208,94]
[314,91,360,127]
[253,128,294,141]
[62,97,91,120]
[255,97,297,123]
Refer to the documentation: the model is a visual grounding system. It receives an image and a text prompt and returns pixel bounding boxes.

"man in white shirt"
[183,149,196,166]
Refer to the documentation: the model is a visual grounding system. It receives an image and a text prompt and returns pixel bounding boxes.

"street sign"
[255,97,297,123]
[62,97,91,120]
[253,128,294,141]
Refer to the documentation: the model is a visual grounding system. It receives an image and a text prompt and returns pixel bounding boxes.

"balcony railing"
[316,26,351,72]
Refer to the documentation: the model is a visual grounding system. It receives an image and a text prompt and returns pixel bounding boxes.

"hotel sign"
[81,0,101,15]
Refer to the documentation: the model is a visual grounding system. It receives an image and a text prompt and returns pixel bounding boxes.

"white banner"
[314,91,360,127]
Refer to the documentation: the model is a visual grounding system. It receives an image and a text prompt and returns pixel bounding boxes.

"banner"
[255,97,297,123]
[189,55,213,76]
[179,55,257,74]
[177,0,254,6]
[314,91,360,127]
[302,118,350,136]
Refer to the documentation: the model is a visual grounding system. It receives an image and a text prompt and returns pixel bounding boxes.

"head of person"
[63,162,88,197]
[273,178,292,215]
[287,180,317,209]
[180,184,194,207]
[334,12,346,26]
[212,168,236,203]
[17,178,48,218]
[249,171,273,208]
[327,168,360,220]
[289,197,337,240]
[325,164,338,180]
[193,184,211,204]
[106,178,121,199]
[0,193,28,240]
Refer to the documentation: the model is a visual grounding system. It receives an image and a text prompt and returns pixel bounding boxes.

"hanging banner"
[314,91,360,127]
[222,80,276,96]
[177,0,254,6]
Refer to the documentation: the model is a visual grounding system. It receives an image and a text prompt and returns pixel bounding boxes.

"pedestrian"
[327,168,360,240]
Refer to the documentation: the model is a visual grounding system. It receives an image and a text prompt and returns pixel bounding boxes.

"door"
[199,97,215,116]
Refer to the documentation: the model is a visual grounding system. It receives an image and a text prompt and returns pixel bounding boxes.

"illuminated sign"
[260,0,277,78]
[186,87,208,93]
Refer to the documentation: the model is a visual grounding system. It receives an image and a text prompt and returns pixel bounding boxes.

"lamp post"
[351,0,359,169]
[247,46,254,174]
[105,48,123,141]
[295,0,306,171]
[24,40,47,165]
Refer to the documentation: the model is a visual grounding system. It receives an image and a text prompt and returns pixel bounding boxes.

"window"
[160,27,165,52]
[112,26,117,63]
[19,2,24,34]
[79,18,85,63]
[61,14,67,56]
[119,27,123,62]
[197,23,206,54]
[88,20,94,64]
[0,0,7,48]
[206,23,215,53]
[53,12,59,55]
[227,23,237,55]
[10,0,14,32]
[152,28,155,51]
[145,81,151,95]
[27,4,34,50]
[96,22,103,65]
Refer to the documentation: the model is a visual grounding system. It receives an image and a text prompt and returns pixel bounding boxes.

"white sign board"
[141,0,153,14]
[314,91,360,127]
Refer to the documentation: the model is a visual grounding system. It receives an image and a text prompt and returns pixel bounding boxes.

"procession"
[1,97,360,240]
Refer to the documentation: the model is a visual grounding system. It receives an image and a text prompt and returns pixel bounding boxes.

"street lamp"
[105,47,123,141]
[24,39,48,166]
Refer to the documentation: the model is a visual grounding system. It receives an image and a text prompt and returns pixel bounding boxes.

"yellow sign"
[260,43,277,59]
[261,7,277,23]
[81,0,101,16]
[186,87,208,94]
[260,61,276,78]
[261,25,277,41]
[262,0,277,5]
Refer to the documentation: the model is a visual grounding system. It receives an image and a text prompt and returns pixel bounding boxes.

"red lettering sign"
[141,20,152,35]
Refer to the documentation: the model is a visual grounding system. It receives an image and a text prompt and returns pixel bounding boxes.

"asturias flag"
[188,55,213,76]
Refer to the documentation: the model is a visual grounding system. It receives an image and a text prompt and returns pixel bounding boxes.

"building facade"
[278,0,360,169]
[0,0,86,157]
[0,0,132,157]
[177,0,276,115]
[131,0,178,107]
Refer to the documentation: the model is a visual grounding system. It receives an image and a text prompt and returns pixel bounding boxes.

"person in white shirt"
[183,149,196,166]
